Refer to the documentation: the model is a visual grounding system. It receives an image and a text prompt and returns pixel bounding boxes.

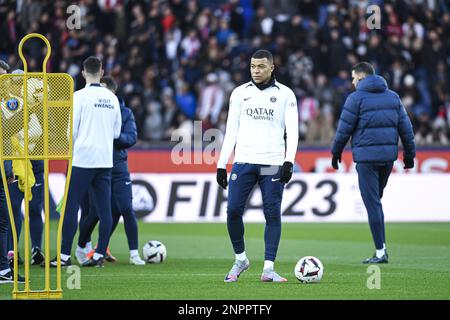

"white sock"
[235,251,247,261]
[383,243,386,250]
[264,260,274,270]
[130,250,139,257]
[76,245,85,251]
[0,268,11,276]
[93,253,104,260]
[60,253,70,261]
[376,249,385,258]
[86,242,93,252]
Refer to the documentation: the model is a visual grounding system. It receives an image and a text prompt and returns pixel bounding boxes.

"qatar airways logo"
[245,107,274,121]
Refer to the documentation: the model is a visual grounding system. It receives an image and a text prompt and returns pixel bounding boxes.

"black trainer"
[8,253,24,268]
[31,247,45,266]
[362,253,389,264]
[82,256,104,267]
[41,257,72,268]
[0,270,25,284]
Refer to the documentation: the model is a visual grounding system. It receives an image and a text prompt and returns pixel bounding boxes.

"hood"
[356,75,388,93]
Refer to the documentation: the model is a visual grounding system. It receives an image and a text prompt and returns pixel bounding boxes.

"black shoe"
[362,253,389,264]
[31,247,45,266]
[0,270,25,284]
[41,257,72,268]
[82,256,104,267]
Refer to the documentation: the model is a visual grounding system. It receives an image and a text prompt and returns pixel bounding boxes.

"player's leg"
[378,163,393,257]
[56,167,97,267]
[356,163,388,264]
[82,168,112,267]
[76,192,99,264]
[78,192,95,251]
[111,172,144,265]
[0,184,24,283]
[7,181,24,265]
[29,170,44,265]
[224,163,257,282]
[258,164,287,282]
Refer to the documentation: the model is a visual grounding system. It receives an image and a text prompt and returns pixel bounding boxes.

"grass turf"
[1,222,449,300]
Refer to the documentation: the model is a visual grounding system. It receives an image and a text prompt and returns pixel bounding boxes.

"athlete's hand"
[332,153,341,170]
[279,162,293,183]
[403,158,414,169]
[216,168,228,190]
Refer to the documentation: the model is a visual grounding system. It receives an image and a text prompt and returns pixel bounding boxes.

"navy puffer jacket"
[331,75,415,163]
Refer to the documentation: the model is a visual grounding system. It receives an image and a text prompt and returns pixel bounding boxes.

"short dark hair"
[352,62,375,75]
[100,76,118,93]
[0,60,10,72]
[251,49,273,64]
[83,56,102,75]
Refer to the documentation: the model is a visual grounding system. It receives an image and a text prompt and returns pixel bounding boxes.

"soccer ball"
[294,256,324,283]
[143,240,167,263]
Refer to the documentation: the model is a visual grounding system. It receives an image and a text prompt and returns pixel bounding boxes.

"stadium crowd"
[0,0,449,146]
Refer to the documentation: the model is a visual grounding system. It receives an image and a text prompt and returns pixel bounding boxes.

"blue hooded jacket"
[113,97,137,168]
[331,75,416,163]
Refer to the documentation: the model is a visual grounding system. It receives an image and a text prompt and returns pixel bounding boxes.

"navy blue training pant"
[7,170,44,251]
[356,162,393,250]
[61,167,112,256]
[227,163,284,262]
[78,163,138,251]
[0,184,9,271]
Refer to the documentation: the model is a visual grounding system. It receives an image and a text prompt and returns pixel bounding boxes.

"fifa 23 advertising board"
[48,173,450,222]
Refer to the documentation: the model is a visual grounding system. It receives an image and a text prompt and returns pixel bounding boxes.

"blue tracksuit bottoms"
[61,167,112,256]
[227,163,284,261]
[356,162,393,250]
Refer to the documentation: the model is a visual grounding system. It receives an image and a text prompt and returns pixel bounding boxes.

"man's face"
[351,70,364,88]
[250,58,274,84]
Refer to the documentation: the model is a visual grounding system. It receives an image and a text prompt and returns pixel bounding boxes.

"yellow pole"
[0,75,19,295]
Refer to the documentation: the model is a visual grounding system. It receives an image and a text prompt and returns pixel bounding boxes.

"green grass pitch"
[1,222,449,300]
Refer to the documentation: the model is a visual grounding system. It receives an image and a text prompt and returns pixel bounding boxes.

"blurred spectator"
[197,72,224,129]
[176,81,197,120]
[143,101,164,141]
[181,29,201,59]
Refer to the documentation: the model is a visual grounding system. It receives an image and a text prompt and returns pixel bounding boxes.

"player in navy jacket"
[76,76,145,265]
[0,159,26,283]
[0,59,25,282]
[331,62,416,264]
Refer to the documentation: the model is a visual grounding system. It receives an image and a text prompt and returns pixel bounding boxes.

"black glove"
[279,162,293,183]
[403,158,414,169]
[216,168,228,189]
[332,153,341,170]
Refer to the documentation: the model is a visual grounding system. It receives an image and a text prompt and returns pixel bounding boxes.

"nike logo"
[271,178,280,182]
[244,97,252,101]
[125,181,132,185]
[34,183,42,187]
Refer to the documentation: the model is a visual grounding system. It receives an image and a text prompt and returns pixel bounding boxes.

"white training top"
[72,83,121,168]
[217,80,299,168]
